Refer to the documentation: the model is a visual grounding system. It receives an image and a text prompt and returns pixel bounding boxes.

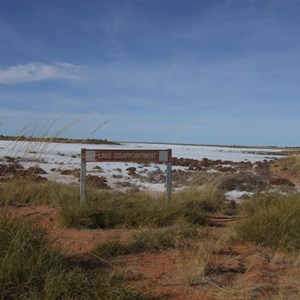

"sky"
[0,0,299,147]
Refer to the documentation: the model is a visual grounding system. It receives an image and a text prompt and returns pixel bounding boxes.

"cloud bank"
[0,62,83,84]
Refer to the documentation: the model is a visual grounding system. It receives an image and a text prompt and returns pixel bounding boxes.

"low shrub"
[59,183,226,229]
[0,179,226,230]
[173,183,226,223]
[0,216,85,298]
[94,221,200,258]
[186,242,219,286]
[233,193,300,251]
[277,154,300,177]
[0,216,162,299]
[0,179,78,206]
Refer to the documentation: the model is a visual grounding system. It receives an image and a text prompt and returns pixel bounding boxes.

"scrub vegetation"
[276,154,300,177]
[94,221,200,258]
[1,177,300,299]
[1,136,300,299]
[0,178,226,299]
[0,178,225,228]
[0,216,156,300]
[0,134,120,145]
[58,183,225,229]
[233,193,300,251]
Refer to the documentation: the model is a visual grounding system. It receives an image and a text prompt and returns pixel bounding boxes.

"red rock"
[126,167,136,175]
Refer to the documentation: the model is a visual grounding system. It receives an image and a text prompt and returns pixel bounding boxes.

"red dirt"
[2,205,300,299]
[271,165,300,189]
[0,205,134,256]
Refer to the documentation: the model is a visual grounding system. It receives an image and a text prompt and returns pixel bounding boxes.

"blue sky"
[0,0,299,146]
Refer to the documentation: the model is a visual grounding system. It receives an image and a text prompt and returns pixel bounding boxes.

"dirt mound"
[86,174,109,189]
[59,168,80,177]
[0,164,48,182]
[0,162,24,175]
[16,166,47,175]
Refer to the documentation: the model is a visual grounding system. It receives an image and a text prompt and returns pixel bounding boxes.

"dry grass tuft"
[276,154,300,178]
[233,193,300,251]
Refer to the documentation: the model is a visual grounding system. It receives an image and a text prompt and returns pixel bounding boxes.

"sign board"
[82,149,172,163]
[80,148,172,203]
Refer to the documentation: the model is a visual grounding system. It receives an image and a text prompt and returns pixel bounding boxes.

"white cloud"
[0,62,84,84]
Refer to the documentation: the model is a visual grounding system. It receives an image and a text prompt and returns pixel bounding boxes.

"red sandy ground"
[271,164,300,188]
[2,203,300,300]
[1,166,300,299]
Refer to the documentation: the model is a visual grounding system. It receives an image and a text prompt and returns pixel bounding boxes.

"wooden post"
[166,162,172,202]
[80,149,86,204]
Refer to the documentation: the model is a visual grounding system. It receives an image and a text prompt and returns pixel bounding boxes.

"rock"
[218,166,235,173]
[85,174,109,189]
[11,174,48,182]
[60,169,80,177]
[112,174,123,179]
[30,167,46,174]
[126,167,136,175]
[24,167,47,175]
[4,156,16,163]
[0,163,24,175]
[31,175,48,182]
[14,166,47,177]
[93,166,102,171]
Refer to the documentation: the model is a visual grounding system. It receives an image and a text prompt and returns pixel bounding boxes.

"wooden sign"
[82,149,172,163]
[80,148,172,203]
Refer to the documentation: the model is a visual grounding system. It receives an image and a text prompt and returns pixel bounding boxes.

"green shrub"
[0,179,225,230]
[233,193,300,251]
[0,216,70,298]
[59,190,202,229]
[172,184,226,224]
[95,221,200,258]
[0,179,79,206]
[0,216,161,299]
[173,183,225,213]
[58,184,226,229]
